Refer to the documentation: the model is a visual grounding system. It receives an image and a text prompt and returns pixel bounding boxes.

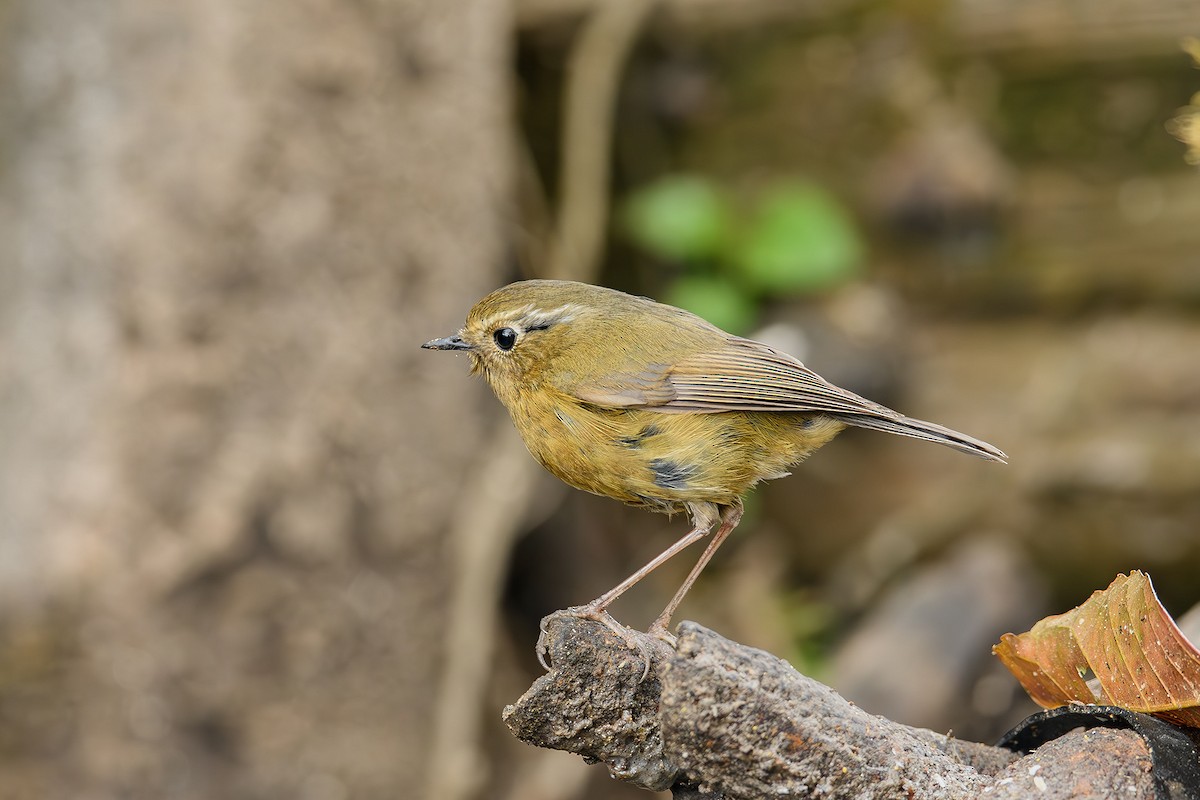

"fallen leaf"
[994,571,1200,727]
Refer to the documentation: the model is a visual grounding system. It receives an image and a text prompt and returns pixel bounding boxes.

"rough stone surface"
[504,614,680,791]
[988,728,1154,800]
[507,617,1020,799]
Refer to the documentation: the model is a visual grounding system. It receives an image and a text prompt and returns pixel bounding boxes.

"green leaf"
[620,175,730,262]
[732,182,864,294]
[665,275,757,334]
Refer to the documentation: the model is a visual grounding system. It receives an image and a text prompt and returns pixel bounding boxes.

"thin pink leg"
[648,501,744,636]
[582,522,713,612]
[536,506,720,675]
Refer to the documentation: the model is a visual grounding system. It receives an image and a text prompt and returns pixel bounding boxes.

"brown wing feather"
[661,337,892,415]
[570,337,872,413]
[568,336,1007,463]
[569,365,678,407]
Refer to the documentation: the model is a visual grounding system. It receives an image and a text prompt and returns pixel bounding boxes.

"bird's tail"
[829,412,1007,463]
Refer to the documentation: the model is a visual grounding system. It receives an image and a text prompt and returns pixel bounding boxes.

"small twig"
[546,0,656,282]
[424,427,544,800]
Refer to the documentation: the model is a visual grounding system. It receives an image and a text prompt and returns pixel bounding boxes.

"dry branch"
[505,616,1158,799]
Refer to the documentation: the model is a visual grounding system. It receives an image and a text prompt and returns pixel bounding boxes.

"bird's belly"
[512,404,698,511]
[509,396,844,513]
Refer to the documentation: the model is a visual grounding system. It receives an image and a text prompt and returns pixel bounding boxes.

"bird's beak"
[421,334,472,351]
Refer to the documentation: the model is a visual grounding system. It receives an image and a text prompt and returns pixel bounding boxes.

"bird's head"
[422,280,615,399]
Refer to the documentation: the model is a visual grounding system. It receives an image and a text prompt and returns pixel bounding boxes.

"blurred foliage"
[619,174,864,331]
[620,174,731,262]
[736,183,864,293]
[665,274,758,334]
[779,591,838,680]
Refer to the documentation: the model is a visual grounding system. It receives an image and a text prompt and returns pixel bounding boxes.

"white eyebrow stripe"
[475,303,584,335]
[521,303,581,330]
[476,304,535,333]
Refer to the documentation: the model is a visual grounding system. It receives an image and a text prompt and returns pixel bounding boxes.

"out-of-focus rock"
[1176,603,1200,649]
[829,537,1046,741]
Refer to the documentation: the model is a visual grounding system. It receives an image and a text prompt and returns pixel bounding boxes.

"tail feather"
[830,412,1007,463]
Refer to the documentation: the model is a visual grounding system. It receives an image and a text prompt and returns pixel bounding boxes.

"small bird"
[424,280,1005,647]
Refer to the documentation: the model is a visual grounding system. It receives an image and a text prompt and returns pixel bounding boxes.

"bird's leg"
[536,504,721,674]
[582,511,720,612]
[647,500,744,639]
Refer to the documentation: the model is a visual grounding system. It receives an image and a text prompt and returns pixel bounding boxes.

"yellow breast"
[505,385,846,513]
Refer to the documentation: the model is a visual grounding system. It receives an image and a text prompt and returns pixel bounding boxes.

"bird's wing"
[567,335,1008,462]
[570,335,888,415]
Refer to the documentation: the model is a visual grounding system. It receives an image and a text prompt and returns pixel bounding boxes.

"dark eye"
[493,327,517,351]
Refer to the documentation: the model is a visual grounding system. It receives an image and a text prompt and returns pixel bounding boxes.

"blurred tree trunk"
[0,0,510,797]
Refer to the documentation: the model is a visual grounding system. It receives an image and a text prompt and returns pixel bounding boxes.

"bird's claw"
[535,614,555,671]
[535,606,657,681]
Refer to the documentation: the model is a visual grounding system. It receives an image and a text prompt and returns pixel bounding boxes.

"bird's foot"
[536,605,656,681]
[645,617,677,648]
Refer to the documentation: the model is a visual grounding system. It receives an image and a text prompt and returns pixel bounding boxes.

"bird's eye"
[493,327,518,351]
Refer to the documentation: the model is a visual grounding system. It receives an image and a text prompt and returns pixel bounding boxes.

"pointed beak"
[421,334,472,351]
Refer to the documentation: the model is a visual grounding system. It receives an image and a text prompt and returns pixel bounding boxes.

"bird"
[423,279,1005,653]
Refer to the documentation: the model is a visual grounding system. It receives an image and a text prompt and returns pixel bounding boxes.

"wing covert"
[567,336,890,417]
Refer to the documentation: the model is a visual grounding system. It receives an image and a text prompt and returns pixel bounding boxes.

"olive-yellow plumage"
[423,279,1005,641]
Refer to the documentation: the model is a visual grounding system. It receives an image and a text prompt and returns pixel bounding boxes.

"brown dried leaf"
[994,571,1200,727]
